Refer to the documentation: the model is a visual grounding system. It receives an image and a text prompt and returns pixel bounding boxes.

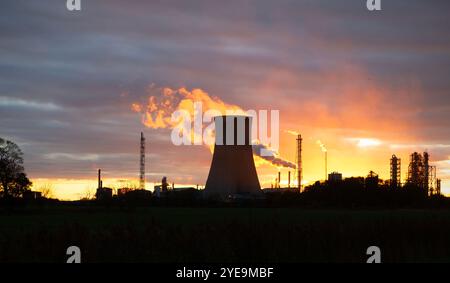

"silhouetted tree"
[37,182,54,198]
[0,138,32,198]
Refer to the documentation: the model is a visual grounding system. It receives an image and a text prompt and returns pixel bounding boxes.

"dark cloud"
[0,0,449,186]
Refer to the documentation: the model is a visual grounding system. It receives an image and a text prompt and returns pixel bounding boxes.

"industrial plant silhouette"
[1,116,450,264]
[1,114,445,207]
[88,114,443,207]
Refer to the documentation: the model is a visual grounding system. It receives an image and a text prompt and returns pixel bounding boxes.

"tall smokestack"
[316,140,327,181]
[278,171,281,188]
[424,151,429,193]
[204,115,261,198]
[297,135,302,191]
[288,171,291,188]
[98,169,102,189]
[140,132,145,190]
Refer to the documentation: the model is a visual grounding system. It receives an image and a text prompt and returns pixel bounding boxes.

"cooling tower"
[204,115,261,198]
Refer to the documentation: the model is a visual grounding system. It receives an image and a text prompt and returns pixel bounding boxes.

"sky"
[1,0,449,200]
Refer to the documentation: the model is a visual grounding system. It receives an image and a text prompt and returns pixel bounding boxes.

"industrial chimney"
[98,169,102,189]
[204,115,261,198]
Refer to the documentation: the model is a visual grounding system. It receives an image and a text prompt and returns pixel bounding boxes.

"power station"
[94,124,445,201]
[204,115,261,198]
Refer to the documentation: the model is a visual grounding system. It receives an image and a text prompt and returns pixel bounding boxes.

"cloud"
[0,96,62,111]
[390,144,450,150]
[346,138,383,148]
[44,153,100,161]
[1,0,449,197]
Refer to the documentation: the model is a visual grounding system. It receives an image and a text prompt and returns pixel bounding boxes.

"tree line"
[0,137,32,198]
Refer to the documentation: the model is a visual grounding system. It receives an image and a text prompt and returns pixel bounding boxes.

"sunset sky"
[1,0,449,200]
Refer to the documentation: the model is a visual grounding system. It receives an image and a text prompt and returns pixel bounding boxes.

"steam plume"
[252,143,296,169]
[131,86,295,169]
[316,140,327,152]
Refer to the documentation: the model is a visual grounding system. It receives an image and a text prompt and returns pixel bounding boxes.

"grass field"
[1,206,450,262]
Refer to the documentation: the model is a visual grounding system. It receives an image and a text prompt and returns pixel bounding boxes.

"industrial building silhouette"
[204,115,261,199]
[92,120,444,205]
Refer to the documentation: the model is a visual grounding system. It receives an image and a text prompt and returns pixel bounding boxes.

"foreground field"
[1,206,450,262]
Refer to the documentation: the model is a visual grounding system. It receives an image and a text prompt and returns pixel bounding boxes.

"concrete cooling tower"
[204,115,261,199]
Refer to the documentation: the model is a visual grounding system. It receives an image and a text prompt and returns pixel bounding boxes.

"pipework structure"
[406,151,441,196]
[390,154,401,189]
